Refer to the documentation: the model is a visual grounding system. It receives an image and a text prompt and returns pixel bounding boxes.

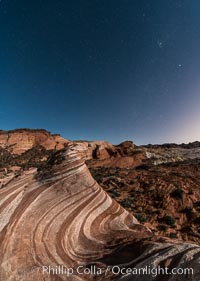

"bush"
[94,173,103,182]
[158,224,168,231]
[169,233,178,239]
[121,198,134,208]
[181,206,192,213]
[134,213,147,223]
[162,215,176,226]
[170,188,183,199]
[109,188,120,198]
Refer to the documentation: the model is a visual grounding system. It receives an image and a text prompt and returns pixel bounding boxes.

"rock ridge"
[0,143,200,280]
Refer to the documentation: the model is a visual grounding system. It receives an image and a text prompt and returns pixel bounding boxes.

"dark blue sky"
[0,0,200,144]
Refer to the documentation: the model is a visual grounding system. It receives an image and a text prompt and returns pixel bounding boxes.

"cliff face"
[0,143,199,281]
[85,140,146,168]
[0,130,146,169]
[0,129,69,154]
[0,129,140,161]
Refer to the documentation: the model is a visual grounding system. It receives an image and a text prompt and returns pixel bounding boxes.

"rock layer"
[0,143,200,280]
[0,129,145,169]
[0,129,68,154]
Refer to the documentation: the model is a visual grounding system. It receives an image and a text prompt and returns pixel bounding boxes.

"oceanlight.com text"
[42,264,193,278]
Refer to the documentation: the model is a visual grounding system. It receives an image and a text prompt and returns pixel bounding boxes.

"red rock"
[0,143,200,281]
[0,129,69,154]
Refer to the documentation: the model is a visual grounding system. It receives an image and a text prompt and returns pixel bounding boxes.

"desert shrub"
[168,233,178,239]
[188,189,194,195]
[135,164,150,170]
[109,188,120,198]
[194,201,200,207]
[170,188,183,199]
[162,215,176,226]
[158,224,168,231]
[94,173,103,182]
[154,209,161,215]
[181,206,192,213]
[0,148,13,167]
[134,213,147,223]
[121,197,134,208]
[117,181,126,188]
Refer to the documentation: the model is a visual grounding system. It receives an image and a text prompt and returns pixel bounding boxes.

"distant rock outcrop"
[0,143,200,280]
[85,140,146,168]
[0,130,145,169]
[144,141,200,149]
[0,129,69,154]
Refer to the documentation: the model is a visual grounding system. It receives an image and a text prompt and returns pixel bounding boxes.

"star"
[157,40,163,48]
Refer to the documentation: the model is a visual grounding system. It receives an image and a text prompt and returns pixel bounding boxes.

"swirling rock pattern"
[0,143,200,280]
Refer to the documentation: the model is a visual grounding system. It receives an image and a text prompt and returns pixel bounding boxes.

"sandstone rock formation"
[78,140,117,160]
[85,140,146,168]
[0,129,69,154]
[144,143,200,165]
[91,160,200,244]
[0,143,200,280]
[0,130,146,169]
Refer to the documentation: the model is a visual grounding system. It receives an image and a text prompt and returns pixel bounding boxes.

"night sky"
[1,0,200,144]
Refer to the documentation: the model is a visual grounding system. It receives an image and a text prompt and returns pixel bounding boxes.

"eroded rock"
[0,143,200,280]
